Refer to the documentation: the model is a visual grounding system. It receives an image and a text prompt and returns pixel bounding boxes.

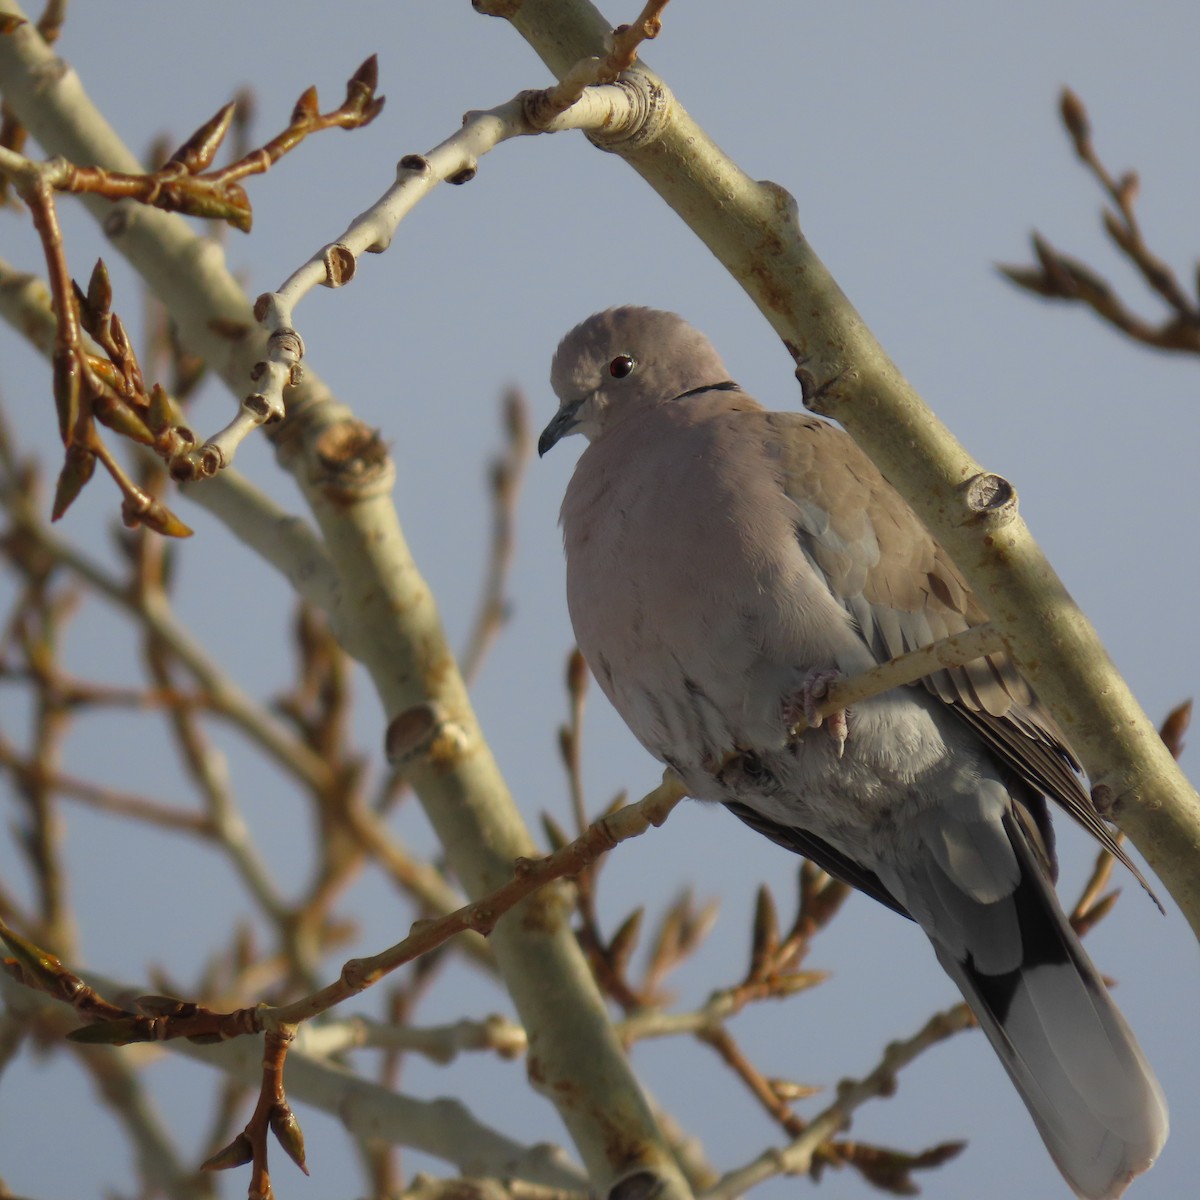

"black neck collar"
[669,380,742,402]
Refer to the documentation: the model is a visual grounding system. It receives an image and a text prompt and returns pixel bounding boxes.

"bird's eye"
[608,354,636,379]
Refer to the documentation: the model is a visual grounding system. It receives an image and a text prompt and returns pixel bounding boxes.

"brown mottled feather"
[764,412,1155,902]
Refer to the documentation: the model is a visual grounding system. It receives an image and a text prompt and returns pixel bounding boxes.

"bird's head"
[539,306,732,456]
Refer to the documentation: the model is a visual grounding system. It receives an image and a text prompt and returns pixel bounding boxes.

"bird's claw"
[784,669,849,759]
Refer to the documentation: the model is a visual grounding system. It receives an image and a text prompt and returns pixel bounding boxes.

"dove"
[539,306,1167,1199]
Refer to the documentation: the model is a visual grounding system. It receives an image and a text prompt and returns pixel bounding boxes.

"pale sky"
[1,3,1198,1199]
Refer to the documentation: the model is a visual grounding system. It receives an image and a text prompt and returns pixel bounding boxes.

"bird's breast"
[560,411,867,769]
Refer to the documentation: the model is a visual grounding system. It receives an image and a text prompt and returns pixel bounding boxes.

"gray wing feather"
[723,800,910,918]
[764,412,1157,903]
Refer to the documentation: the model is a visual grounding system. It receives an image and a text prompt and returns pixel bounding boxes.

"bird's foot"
[784,669,848,758]
[712,745,778,793]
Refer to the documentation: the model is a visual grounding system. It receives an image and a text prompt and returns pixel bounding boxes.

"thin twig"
[460,389,532,685]
[787,624,1005,737]
[0,770,685,1044]
[1000,88,1200,355]
[700,1003,973,1200]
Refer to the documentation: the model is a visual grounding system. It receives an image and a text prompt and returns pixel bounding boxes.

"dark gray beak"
[538,399,583,457]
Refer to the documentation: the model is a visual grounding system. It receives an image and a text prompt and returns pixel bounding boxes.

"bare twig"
[1000,88,1200,355]
[0,770,683,1197]
[297,1012,528,1063]
[201,1026,309,1197]
[0,57,383,526]
[0,734,210,834]
[0,1,68,206]
[460,389,532,685]
[72,1040,216,1200]
[786,625,1005,739]
[538,0,669,115]
[2,488,334,789]
[0,770,685,1043]
[0,168,195,530]
[0,57,382,230]
[242,3,677,462]
[701,1003,973,1200]
[275,768,685,1027]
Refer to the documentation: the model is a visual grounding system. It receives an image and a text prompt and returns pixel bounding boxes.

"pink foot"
[784,669,848,758]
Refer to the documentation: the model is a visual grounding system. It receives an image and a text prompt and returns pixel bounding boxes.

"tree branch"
[0,966,587,1189]
[485,0,1200,938]
[0,9,701,1192]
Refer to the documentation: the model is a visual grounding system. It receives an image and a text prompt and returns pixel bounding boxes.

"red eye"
[608,354,636,379]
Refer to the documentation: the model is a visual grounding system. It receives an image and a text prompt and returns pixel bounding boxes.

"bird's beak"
[538,398,584,457]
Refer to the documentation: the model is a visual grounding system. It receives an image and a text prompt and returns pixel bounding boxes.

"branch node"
[385,701,445,762]
[243,392,272,420]
[608,1170,666,1200]
[340,957,371,992]
[793,365,848,415]
[310,418,394,500]
[585,75,673,152]
[1091,783,1116,817]
[398,152,431,174]
[961,471,1018,529]
[385,700,469,767]
[270,326,305,365]
[322,242,356,288]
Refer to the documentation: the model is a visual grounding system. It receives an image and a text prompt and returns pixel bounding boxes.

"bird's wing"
[723,799,910,917]
[763,411,1154,898]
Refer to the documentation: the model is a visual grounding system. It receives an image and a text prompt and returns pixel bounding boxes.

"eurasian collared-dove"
[539,306,1167,1200]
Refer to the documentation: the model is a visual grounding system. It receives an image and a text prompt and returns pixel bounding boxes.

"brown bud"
[200,1132,254,1172]
[148,383,173,434]
[607,907,644,975]
[136,498,194,539]
[566,647,588,698]
[167,102,236,173]
[95,398,154,446]
[67,1018,151,1045]
[291,85,320,124]
[52,444,96,521]
[0,923,71,993]
[86,257,112,317]
[1059,87,1090,146]
[269,1103,309,1175]
[556,724,573,766]
[351,54,379,95]
[769,1078,822,1101]
[1160,699,1192,761]
[749,884,780,977]
[771,969,829,996]
[347,56,385,124]
[540,812,569,853]
[52,347,82,443]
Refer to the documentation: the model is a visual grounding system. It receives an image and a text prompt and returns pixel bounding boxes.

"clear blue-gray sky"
[1,3,1197,1198]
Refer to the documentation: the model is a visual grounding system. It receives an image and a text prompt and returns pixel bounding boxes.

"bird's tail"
[930,827,1168,1200]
